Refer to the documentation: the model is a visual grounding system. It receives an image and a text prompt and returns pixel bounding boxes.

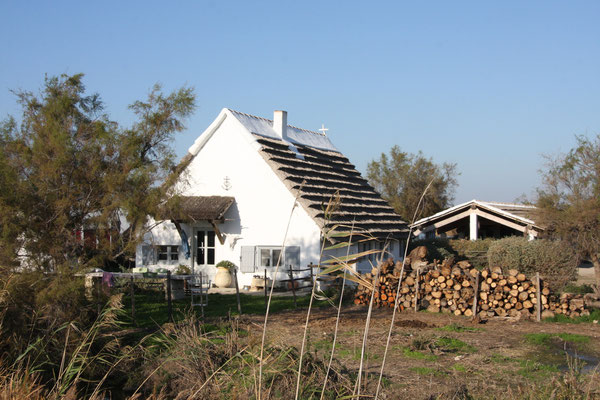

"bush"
[487,237,578,291]
[409,238,456,262]
[448,239,496,269]
[409,238,495,268]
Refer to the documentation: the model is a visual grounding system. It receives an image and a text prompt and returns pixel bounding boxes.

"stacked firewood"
[353,247,591,319]
[546,293,590,318]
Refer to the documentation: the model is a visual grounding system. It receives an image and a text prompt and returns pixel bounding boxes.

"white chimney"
[273,110,288,141]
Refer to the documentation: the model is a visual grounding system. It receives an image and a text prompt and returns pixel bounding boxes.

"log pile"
[353,247,592,320]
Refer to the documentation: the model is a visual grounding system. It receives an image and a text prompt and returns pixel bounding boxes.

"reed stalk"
[258,197,298,399]
[374,179,433,399]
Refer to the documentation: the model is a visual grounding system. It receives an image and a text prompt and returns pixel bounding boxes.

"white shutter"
[240,246,256,273]
[284,246,301,270]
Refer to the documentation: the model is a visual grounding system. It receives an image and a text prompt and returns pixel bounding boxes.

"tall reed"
[374,180,433,399]
[258,193,299,399]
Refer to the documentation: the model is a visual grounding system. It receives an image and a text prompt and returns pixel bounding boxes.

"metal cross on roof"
[318,124,329,135]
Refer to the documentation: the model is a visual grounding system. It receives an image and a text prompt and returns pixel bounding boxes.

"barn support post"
[469,212,478,241]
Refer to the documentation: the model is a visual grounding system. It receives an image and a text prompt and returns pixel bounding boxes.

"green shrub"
[409,238,456,262]
[410,238,495,268]
[487,237,577,291]
[448,239,496,269]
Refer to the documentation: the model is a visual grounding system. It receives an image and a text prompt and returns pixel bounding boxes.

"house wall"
[137,111,323,287]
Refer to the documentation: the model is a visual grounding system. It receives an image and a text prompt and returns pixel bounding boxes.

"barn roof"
[412,199,541,230]
[253,134,409,240]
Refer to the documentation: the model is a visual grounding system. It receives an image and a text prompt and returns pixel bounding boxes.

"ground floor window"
[142,244,179,265]
[158,245,179,261]
[259,247,282,267]
[197,230,215,266]
[240,245,301,273]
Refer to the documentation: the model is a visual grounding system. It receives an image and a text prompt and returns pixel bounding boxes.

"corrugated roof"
[412,199,540,230]
[254,134,409,240]
[228,109,340,153]
[482,201,536,220]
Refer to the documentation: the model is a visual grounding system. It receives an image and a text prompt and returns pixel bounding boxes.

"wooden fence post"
[471,271,480,317]
[414,268,420,312]
[233,267,242,315]
[535,272,541,322]
[264,269,268,310]
[167,271,173,323]
[289,265,297,308]
[130,275,136,325]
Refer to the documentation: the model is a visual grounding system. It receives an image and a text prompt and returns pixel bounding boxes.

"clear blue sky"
[1,1,599,204]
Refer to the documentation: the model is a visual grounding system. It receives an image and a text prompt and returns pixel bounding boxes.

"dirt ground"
[241,305,600,399]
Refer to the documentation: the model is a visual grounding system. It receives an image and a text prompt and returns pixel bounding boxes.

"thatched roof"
[254,134,409,240]
[163,196,235,222]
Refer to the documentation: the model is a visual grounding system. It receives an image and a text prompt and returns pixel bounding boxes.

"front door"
[196,230,216,269]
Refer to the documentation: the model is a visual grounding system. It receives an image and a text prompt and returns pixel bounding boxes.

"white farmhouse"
[136,109,408,287]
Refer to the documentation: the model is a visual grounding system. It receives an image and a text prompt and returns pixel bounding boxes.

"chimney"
[273,110,288,141]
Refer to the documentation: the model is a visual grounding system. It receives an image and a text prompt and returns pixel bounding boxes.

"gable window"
[359,241,385,263]
[197,230,215,266]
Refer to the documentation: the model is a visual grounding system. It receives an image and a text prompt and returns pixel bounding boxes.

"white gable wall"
[144,111,323,286]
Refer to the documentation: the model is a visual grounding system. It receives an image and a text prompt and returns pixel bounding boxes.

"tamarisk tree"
[367,145,458,222]
[535,134,600,289]
[0,74,195,274]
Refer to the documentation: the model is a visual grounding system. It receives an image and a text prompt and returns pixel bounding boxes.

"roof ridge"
[478,200,536,208]
[227,108,328,137]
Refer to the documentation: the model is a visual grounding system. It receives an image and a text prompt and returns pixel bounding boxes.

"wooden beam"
[475,209,528,233]
[210,220,226,245]
[429,207,535,237]
[431,209,473,229]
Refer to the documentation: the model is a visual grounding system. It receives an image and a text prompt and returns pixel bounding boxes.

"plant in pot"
[175,264,191,275]
[214,260,235,288]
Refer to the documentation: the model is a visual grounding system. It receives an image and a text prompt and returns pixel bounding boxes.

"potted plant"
[175,264,191,275]
[251,274,272,291]
[214,260,235,288]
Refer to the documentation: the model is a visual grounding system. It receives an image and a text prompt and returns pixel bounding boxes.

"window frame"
[157,245,180,262]
[258,246,282,268]
[196,230,216,266]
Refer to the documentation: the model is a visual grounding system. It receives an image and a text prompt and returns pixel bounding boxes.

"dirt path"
[241,306,600,399]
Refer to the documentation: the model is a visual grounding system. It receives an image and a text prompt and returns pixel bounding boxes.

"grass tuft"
[399,346,438,361]
[524,332,590,346]
[437,323,483,333]
[435,337,476,353]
